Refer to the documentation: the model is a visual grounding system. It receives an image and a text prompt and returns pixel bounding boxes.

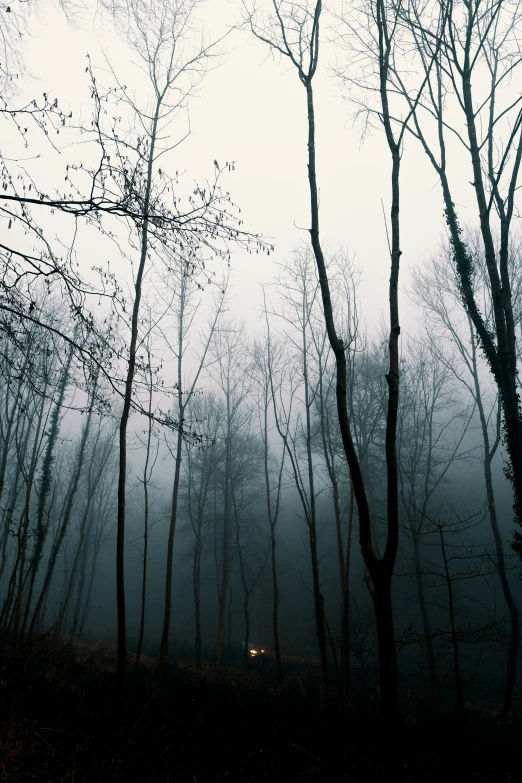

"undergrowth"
[0,638,519,782]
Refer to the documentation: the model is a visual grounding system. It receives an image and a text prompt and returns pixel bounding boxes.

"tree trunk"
[116,103,161,695]
[136,363,154,671]
[462,56,522,552]
[159,282,186,668]
[412,531,438,703]
[56,432,106,640]
[261,370,284,682]
[134,498,149,670]
[1,389,48,643]
[0,352,29,504]
[159,423,183,667]
[308,523,328,687]
[0,420,29,584]
[317,357,351,699]
[305,62,401,728]
[469,322,519,716]
[342,483,354,702]
[23,339,75,633]
[193,534,202,669]
[215,400,231,670]
[439,526,467,730]
[484,451,519,718]
[324,606,341,691]
[30,389,95,635]
[301,284,328,687]
[270,520,282,682]
[69,530,89,640]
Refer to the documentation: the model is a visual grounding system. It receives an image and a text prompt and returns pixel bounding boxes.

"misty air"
[0,1,521,781]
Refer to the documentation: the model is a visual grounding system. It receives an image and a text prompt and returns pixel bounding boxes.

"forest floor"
[0,639,520,782]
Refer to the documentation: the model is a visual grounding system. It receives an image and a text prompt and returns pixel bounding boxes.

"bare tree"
[210,318,253,669]
[22,335,75,634]
[397,335,475,702]
[245,2,408,742]
[132,341,160,670]
[230,420,269,666]
[411,242,520,716]
[386,0,522,575]
[94,0,267,691]
[268,248,330,687]
[158,270,227,667]
[72,457,119,642]
[254,310,287,683]
[0,357,52,645]
[183,391,223,669]
[29,370,99,635]
[407,507,511,731]
[309,253,361,700]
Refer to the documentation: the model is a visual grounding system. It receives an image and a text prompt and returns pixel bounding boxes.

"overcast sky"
[1,0,492,359]
[9,1,477,335]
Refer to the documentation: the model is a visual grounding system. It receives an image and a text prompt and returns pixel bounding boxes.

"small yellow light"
[261,649,265,653]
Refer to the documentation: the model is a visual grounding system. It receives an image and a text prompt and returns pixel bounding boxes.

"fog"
[1,1,522,778]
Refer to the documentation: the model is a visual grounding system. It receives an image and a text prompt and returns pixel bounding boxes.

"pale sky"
[11,0,477,345]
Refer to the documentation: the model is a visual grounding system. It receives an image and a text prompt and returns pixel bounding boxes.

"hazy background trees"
[0,0,521,744]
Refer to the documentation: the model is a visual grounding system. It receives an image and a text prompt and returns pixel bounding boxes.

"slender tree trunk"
[483,450,519,718]
[233,495,251,668]
[58,424,108,639]
[308,524,328,686]
[159,284,186,668]
[2,389,48,644]
[270,519,282,681]
[159,423,183,667]
[301,289,328,687]
[439,526,466,729]
[135,362,154,671]
[412,531,438,703]
[30,388,96,635]
[23,340,75,633]
[117,104,161,694]
[70,531,89,640]
[134,497,149,670]
[260,374,284,682]
[193,533,202,669]
[0,354,28,504]
[317,359,351,699]
[342,483,354,703]
[187,441,208,672]
[11,543,27,645]
[57,497,94,638]
[0,421,28,584]
[468,321,519,716]
[243,591,250,667]
[215,397,231,669]
[0,522,9,586]
[227,585,233,661]
[77,538,100,639]
[324,606,341,691]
